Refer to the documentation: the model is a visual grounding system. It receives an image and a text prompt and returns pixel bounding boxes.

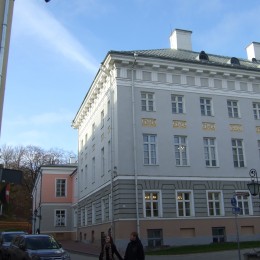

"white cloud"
[13,0,99,73]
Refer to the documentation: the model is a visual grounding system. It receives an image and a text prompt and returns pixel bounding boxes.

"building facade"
[72,29,260,249]
[32,163,78,240]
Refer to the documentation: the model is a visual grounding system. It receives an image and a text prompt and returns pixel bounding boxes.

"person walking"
[99,235,123,260]
[124,232,145,260]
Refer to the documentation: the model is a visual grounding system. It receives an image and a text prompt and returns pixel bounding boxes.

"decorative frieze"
[202,122,215,131]
[230,124,242,132]
[173,120,187,128]
[142,118,157,127]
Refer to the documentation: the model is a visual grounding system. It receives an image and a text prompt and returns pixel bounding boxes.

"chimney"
[170,29,192,51]
[246,42,260,61]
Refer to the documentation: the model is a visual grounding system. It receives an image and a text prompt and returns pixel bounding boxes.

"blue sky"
[1,0,260,154]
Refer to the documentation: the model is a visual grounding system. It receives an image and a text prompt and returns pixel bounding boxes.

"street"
[70,248,259,260]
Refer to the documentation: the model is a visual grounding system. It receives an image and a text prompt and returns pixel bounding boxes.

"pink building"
[32,162,78,240]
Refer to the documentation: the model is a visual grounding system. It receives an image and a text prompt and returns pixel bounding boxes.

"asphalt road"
[70,248,259,260]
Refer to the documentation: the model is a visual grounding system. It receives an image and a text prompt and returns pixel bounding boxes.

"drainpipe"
[132,53,140,236]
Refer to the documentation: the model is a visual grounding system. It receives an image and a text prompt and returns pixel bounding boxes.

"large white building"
[72,29,260,249]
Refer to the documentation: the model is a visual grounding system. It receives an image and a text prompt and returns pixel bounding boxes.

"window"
[101,147,105,177]
[141,92,155,112]
[212,227,226,243]
[84,165,88,188]
[84,134,88,149]
[101,197,106,222]
[171,94,184,114]
[200,77,209,87]
[108,140,111,173]
[200,97,212,116]
[227,80,235,91]
[108,194,112,221]
[92,123,96,139]
[92,202,96,224]
[227,100,239,118]
[176,191,194,217]
[158,73,166,83]
[258,140,260,159]
[214,79,222,89]
[253,102,260,119]
[186,76,195,86]
[203,138,217,167]
[92,157,95,183]
[172,74,181,84]
[174,136,188,166]
[101,110,104,128]
[55,210,66,227]
[235,192,252,215]
[144,191,161,218]
[232,139,245,167]
[207,191,224,216]
[81,207,85,226]
[107,100,111,120]
[73,208,77,228]
[142,71,152,81]
[147,229,163,248]
[56,179,66,197]
[143,134,157,165]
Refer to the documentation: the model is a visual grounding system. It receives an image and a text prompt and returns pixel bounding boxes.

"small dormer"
[228,57,240,66]
[197,51,209,61]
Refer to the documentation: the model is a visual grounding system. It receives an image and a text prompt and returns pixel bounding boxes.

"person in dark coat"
[124,232,145,260]
[99,235,123,260]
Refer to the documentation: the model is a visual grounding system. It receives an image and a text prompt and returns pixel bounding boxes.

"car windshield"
[25,237,60,250]
[3,233,21,243]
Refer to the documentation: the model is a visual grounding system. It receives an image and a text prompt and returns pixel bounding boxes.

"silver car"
[7,234,70,260]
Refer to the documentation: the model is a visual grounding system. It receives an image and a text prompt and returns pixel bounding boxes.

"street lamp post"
[247,169,260,196]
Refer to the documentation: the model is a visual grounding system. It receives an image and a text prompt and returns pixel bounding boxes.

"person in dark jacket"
[124,232,145,260]
[99,235,123,260]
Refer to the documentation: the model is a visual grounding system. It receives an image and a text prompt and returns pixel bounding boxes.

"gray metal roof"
[108,48,260,71]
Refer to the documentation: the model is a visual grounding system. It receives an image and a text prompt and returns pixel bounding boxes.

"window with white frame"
[235,192,252,215]
[143,134,157,165]
[253,102,260,119]
[84,206,88,226]
[227,100,239,118]
[92,157,95,183]
[101,197,106,222]
[203,137,218,167]
[232,139,245,167]
[92,123,96,139]
[174,136,188,166]
[101,110,104,128]
[107,100,111,120]
[144,191,161,218]
[108,140,111,173]
[176,191,194,217]
[200,97,212,116]
[207,191,224,216]
[81,207,85,226]
[84,165,88,188]
[171,94,184,114]
[56,179,66,197]
[108,194,112,221]
[85,134,88,149]
[92,202,96,224]
[55,209,66,227]
[141,92,155,112]
[101,147,105,177]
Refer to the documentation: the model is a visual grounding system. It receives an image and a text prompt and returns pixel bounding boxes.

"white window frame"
[231,139,245,168]
[227,100,239,118]
[141,92,155,112]
[92,202,96,224]
[55,209,66,227]
[203,137,218,167]
[92,157,95,183]
[143,190,162,218]
[253,102,260,120]
[235,191,253,215]
[143,134,157,165]
[81,207,85,227]
[101,147,105,177]
[174,135,189,166]
[171,94,185,114]
[176,190,195,217]
[206,191,224,216]
[200,97,213,116]
[55,179,66,197]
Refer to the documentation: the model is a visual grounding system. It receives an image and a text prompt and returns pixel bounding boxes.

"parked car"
[7,234,71,260]
[0,231,26,260]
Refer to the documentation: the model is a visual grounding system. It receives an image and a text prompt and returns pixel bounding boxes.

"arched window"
[230,57,240,65]
[199,51,209,61]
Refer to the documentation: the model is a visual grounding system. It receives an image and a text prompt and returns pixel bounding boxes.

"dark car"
[0,231,26,260]
[7,234,70,260]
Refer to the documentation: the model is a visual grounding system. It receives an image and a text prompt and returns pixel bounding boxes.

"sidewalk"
[61,240,260,260]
